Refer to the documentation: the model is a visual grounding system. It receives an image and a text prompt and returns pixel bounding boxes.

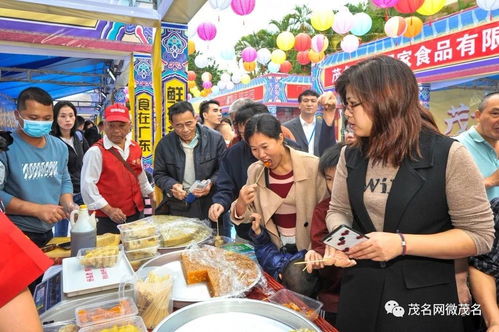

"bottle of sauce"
[70,205,96,257]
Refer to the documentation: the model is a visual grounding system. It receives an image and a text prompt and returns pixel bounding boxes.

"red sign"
[214,85,265,107]
[286,84,312,99]
[324,21,499,87]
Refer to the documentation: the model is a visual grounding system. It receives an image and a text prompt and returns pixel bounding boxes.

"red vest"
[95,139,144,217]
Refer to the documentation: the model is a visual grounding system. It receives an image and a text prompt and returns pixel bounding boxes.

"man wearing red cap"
[81,104,155,234]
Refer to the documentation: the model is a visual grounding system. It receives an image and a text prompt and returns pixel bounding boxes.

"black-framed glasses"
[345,102,362,111]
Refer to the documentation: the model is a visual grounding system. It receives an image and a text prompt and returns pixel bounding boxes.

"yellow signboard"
[163,78,186,133]
[135,92,153,159]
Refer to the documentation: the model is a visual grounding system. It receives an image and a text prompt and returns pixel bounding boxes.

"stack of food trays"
[117,220,160,271]
[75,297,147,332]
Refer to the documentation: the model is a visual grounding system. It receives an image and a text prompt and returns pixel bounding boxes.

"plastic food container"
[78,316,147,332]
[268,289,323,321]
[75,297,138,327]
[128,253,159,271]
[117,220,157,240]
[122,233,160,251]
[78,246,121,268]
[125,245,159,261]
[42,320,78,332]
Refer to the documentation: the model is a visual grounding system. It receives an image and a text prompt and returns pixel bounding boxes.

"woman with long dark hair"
[51,101,89,236]
[307,55,494,331]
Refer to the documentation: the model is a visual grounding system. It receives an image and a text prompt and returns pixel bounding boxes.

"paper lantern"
[394,0,424,13]
[197,22,217,41]
[241,46,257,62]
[308,50,325,63]
[371,0,400,8]
[220,72,231,82]
[220,47,236,60]
[188,80,196,89]
[187,93,192,100]
[241,74,251,84]
[311,34,329,53]
[208,0,231,10]
[350,13,372,36]
[232,72,242,84]
[294,33,311,52]
[332,10,354,35]
[217,80,227,90]
[310,10,334,31]
[188,40,196,55]
[384,16,407,38]
[243,61,256,72]
[267,61,280,73]
[187,71,196,81]
[296,51,311,65]
[270,49,286,64]
[200,89,209,97]
[212,86,220,94]
[276,31,295,51]
[279,61,292,74]
[477,0,499,11]
[194,55,209,68]
[201,72,212,82]
[416,0,445,16]
[226,81,235,90]
[231,0,255,16]
[203,81,213,89]
[257,48,271,65]
[404,16,423,38]
[341,34,360,53]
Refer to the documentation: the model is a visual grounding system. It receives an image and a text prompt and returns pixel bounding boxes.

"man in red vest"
[81,104,155,234]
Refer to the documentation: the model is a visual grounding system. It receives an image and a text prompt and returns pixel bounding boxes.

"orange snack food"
[263,160,271,168]
[76,298,135,326]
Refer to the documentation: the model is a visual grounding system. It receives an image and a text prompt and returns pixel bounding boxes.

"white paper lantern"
[194,54,209,68]
[340,34,360,53]
[256,48,271,65]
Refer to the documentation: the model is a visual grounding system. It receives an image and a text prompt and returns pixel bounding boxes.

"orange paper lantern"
[243,61,256,72]
[404,16,423,38]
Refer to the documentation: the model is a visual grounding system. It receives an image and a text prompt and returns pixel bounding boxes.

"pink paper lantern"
[241,46,257,62]
[197,22,217,41]
[371,0,400,8]
[311,34,329,53]
[394,0,424,13]
[384,16,407,37]
[203,81,213,89]
[231,0,255,16]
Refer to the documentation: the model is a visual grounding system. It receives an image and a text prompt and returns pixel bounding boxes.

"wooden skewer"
[254,166,266,185]
[294,259,326,265]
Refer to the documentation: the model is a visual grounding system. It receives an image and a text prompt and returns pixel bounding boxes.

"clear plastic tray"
[42,320,78,332]
[78,315,147,332]
[125,245,159,261]
[77,246,121,268]
[122,233,160,251]
[268,289,323,321]
[117,220,157,240]
[75,297,138,327]
[129,253,160,271]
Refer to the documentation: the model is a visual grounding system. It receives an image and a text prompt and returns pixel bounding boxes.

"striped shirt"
[269,170,296,245]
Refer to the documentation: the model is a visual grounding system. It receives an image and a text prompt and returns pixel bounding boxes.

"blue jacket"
[249,227,305,280]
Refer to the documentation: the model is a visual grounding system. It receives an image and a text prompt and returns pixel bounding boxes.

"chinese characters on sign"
[135,93,153,158]
[324,22,499,87]
[163,78,185,132]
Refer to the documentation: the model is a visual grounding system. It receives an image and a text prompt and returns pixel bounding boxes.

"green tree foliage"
[187,50,223,90]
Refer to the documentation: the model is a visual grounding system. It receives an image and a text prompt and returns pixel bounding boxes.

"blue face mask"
[19,117,53,137]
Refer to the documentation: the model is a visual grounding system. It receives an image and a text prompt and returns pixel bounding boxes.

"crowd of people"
[0,55,498,332]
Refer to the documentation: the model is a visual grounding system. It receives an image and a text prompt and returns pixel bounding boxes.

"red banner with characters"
[286,84,312,99]
[214,85,264,106]
[324,21,499,87]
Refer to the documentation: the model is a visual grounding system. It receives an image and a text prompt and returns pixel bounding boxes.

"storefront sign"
[286,84,312,99]
[214,85,265,107]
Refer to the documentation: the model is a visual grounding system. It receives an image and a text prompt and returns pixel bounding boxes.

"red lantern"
[296,51,310,65]
[279,61,292,73]
[187,71,196,81]
[294,33,311,52]
[394,0,424,13]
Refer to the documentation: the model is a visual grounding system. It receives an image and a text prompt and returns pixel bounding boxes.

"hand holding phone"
[323,225,369,253]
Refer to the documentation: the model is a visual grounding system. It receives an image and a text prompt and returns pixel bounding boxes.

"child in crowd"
[306,143,344,325]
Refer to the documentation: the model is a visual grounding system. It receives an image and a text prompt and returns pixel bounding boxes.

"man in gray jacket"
[154,101,226,219]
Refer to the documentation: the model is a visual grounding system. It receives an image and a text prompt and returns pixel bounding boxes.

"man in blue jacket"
[154,101,226,220]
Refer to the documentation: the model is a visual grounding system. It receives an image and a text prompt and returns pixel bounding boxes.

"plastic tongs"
[41,241,71,252]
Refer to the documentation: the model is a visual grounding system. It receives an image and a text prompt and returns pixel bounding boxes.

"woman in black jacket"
[51,101,89,236]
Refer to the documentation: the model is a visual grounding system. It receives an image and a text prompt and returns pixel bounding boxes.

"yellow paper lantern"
[308,50,325,63]
[404,16,423,38]
[271,49,286,65]
[311,10,334,31]
[416,0,445,16]
[276,31,295,51]
[241,74,251,84]
[188,80,196,89]
[188,40,196,55]
[243,61,256,72]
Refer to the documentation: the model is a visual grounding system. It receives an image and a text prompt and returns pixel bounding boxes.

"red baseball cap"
[104,104,130,122]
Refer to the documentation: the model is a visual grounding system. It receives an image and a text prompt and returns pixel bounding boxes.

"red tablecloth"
[247,272,338,332]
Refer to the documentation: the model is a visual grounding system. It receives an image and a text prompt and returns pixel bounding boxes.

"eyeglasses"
[345,102,362,111]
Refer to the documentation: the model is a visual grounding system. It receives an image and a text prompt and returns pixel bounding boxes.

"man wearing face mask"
[81,104,155,234]
[0,87,75,247]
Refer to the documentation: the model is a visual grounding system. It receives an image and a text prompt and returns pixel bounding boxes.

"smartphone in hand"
[323,225,369,253]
